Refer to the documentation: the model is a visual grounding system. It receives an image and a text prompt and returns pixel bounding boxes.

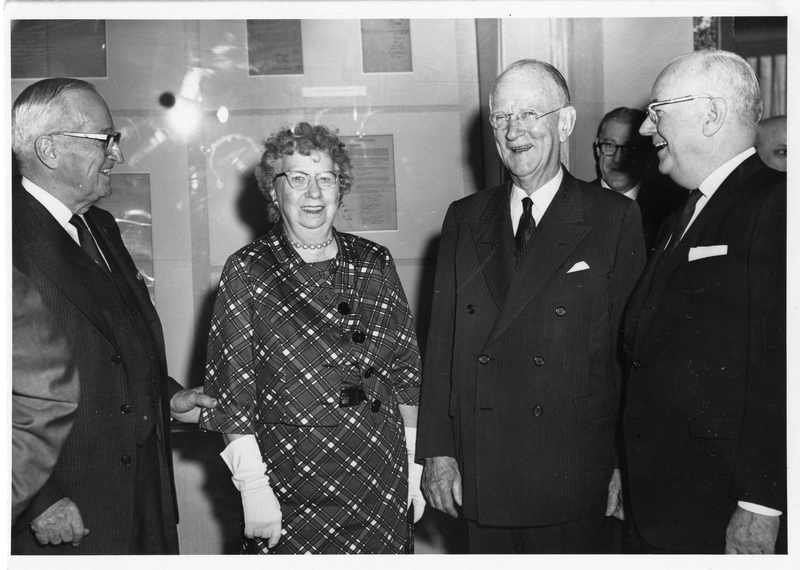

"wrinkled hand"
[242,484,282,547]
[170,386,219,423]
[725,506,779,554]
[421,456,462,517]
[31,498,89,547]
[605,468,625,520]
[408,460,426,523]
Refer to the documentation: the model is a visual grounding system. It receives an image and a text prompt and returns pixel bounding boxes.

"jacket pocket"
[573,388,618,422]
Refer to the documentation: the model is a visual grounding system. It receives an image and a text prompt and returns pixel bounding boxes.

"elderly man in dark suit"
[622,49,786,554]
[11,77,218,555]
[591,107,687,257]
[416,59,646,553]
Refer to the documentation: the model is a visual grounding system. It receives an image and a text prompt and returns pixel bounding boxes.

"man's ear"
[702,98,727,137]
[558,106,577,143]
[34,135,59,170]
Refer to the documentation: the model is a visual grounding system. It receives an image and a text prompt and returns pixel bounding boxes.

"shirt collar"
[511,167,563,218]
[697,147,756,198]
[21,176,75,227]
[600,178,641,200]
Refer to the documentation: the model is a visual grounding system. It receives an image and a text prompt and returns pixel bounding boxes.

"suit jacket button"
[555,307,566,316]
[534,356,545,366]
[120,404,131,414]
[150,401,156,408]
[121,455,132,465]
[633,359,642,368]
[478,354,490,365]
[370,399,381,413]
[351,331,366,344]
[466,304,475,314]
[111,354,122,365]
[532,406,543,417]
[338,302,351,315]
[364,367,375,379]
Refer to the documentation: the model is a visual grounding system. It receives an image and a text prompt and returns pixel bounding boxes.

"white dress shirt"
[510,168,563,234]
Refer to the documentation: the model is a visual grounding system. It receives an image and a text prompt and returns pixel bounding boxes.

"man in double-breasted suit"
[622,49,786,554]
[11,78,217,554]
[416,59,646,553]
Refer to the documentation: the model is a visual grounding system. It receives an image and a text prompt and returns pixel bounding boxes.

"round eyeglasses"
[58,132,122,155]
[595,140,643,159]
[275,170,342,191]
[488,106,566,130]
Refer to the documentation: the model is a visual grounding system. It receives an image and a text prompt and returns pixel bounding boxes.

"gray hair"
[596,107,647,137]
[12,78,99,169]
[491,59,571,109]
[678,49,763,128]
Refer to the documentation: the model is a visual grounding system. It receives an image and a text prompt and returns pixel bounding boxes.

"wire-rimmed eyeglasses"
[594,140,643,159]
[58,132,122,154]
[488,106,566,130]
[275,170,342,191]
[645,95,715,124]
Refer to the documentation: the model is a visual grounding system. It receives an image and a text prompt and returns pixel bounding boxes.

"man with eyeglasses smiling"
[591,107,687,257]
[622,50,786,555]
[11,78,218,555]
[417,59,645,554]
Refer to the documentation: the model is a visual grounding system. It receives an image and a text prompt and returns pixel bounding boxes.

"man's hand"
[170,386,219,423]
[725,506,779,554]
[605,468,625,520]
[31,498,89,547]
[421,456,462,517]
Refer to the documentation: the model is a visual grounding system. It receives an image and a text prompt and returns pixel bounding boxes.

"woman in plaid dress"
[200,123,425,553]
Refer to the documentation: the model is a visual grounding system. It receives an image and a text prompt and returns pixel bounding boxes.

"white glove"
[220,434,282,546]
[405,426,426,523]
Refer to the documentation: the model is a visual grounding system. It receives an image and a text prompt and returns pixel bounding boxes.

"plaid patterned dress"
[200,224,421,554]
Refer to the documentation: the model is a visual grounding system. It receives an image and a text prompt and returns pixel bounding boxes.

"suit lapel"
[630,155,766,343]
[485,171,591,347]
[470,183,514,309]
[13,184,122,353]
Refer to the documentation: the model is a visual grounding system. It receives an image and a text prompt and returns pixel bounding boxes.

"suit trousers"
[467,515,613,554]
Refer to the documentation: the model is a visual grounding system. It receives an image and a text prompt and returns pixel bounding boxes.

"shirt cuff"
[737,501,782,516]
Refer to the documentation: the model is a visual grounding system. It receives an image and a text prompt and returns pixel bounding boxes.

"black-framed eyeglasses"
[595,140,643,159]
[488,106,566,130]
[275,170,342,191]
[645,95,714,124]
[59,132,122,154]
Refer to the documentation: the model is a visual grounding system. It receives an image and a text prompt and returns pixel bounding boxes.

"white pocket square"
[688,245,728,261]
[567,261,590,273]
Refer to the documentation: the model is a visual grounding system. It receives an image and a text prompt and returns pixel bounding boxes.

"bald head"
[756,115,786,171]
[641,49,763,189]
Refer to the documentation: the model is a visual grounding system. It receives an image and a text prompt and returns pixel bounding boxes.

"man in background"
[622,49,786,554]
[11,77,218,554]
[417,59,645,553]
[755,115,786,171]
[592,107,686,256]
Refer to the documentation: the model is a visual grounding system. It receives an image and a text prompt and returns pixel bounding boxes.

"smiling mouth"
[100,169,112,177]
[301,206,324,213]
[654,141,668,151]
[511,144,532,153]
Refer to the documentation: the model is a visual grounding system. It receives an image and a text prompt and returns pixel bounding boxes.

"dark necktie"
[663,189,702,256]
[70,215,110,273]
[515,197,535,265]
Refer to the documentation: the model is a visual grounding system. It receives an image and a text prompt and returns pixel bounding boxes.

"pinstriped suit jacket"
[417,168,646,526]
[11,180,183,554]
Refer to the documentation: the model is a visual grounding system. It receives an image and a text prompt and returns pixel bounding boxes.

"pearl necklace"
[289,235,335,250]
